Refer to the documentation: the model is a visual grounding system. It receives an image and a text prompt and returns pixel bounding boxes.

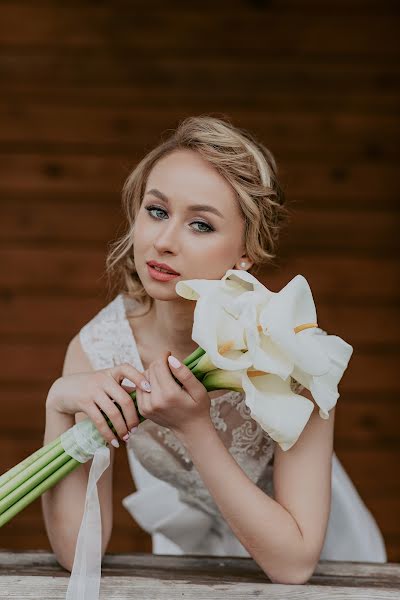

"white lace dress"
[79,293,387,562]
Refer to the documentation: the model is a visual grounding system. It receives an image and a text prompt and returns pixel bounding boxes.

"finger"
[108,363,151,393]
[103,377,141,431]
[85,402,122,447]
[147,361,171,408]
[121,378,136,389]
[134,385,153,419]
[152,357,182,401]
[94,390,130,441]
[167,354,206,403]
[121,384,136,394]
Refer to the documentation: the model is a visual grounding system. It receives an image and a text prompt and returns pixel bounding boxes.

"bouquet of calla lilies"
[0,269,353,597]
[182,269,353,448]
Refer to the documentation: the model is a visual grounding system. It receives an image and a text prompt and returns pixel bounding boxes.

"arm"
[178,389,334,585]
[41,334,116,572]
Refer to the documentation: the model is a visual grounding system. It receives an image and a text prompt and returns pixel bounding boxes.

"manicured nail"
[130,426,139,433]
[122,433,130,442]
[141,380,151,392]
[111,439,120,448]
[168,355,181,368]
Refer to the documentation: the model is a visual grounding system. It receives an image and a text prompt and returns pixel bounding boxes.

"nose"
[152,219,180,255]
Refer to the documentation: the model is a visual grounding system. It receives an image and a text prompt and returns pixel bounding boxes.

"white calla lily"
[290,332,354,419]
[191,294,252,371]
[219,271,353,423]
[241,370,315,451]
[215,271,327,380]
[176,274,253,371]
[257,275,330,378]
[176,269,275,372]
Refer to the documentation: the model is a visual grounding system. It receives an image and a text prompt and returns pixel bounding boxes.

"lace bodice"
[79,293,320,522]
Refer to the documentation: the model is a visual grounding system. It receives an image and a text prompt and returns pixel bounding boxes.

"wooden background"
[0,0,399,561]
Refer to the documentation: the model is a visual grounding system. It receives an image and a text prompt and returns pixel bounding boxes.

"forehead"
[145,149,238,209]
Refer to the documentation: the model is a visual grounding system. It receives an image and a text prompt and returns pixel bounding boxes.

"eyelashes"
[145,205,215,234]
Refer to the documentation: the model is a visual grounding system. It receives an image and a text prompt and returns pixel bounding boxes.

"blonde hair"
[106,114,291,313]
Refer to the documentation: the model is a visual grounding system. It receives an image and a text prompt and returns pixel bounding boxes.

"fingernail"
[111,439,120,448]
[130,426,139,433]
[141,380,151,392]
[168,355,181,368]
[122,433,130,442]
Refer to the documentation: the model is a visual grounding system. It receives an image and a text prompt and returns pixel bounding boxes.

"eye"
[146,206,168,220]
[191,221,213,233]
[145,205,214,233]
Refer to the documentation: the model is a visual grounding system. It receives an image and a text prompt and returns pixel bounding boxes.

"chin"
[142,279,178,296]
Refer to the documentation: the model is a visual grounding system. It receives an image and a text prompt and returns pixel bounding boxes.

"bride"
[41,115,387,584]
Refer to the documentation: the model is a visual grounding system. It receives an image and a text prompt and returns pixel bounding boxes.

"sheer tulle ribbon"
[60,419,110,600]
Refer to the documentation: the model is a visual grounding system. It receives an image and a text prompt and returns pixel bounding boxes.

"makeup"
[147,264,180,282]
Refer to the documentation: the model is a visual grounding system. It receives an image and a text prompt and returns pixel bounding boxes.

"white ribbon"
[60,418,110,600]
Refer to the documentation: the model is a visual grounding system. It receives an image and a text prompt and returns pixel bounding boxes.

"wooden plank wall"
[0,0,399,561]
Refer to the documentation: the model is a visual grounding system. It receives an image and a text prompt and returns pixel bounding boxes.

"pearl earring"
[240,261,248,269]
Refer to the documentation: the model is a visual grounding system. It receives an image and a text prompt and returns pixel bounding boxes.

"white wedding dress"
[79,293,387,562]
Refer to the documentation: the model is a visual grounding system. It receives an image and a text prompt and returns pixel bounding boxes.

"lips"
[147,261,180,275]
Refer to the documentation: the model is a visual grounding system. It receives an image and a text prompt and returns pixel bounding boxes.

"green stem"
[0,437,61,489]
[0,440,65,501]
[186,357,201,371]
[102,392,146,436]
[0,451,74,515]
[182,346,205,366]
[0,457,80,528]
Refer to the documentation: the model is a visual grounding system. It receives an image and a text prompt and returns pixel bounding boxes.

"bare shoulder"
[63,333,93,376]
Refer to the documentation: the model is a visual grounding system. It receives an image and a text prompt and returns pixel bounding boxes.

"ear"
[235,256,253,270]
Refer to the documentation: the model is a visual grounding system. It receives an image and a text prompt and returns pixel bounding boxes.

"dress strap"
[79,294,141,372]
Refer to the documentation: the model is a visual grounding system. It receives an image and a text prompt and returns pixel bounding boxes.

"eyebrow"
[145,188,224,219]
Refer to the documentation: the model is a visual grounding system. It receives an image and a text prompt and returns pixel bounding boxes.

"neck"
[144,297,199,359]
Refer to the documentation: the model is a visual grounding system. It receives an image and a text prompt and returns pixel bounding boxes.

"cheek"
[133,215,153,245]
[188,240,238,275]
[198,236,240,261]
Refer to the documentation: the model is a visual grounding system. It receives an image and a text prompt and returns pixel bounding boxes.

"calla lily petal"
[175,278,224,301]
[221,269,273,296]
[241,370,314,451]
[195,350,246,374]
[191,294,252,371]
[246,309,294,379]
[291,332,354,419]
[176,270,273,372]
[259,275,330,377]
[202,367,245,392]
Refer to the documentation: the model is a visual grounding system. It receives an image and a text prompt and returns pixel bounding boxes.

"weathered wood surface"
[0,551,399,599]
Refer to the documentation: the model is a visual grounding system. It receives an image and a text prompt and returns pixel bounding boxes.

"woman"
[42,115,387,584]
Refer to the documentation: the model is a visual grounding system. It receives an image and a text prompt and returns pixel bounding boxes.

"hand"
[46,363,151,446]
[135,351,212,440]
